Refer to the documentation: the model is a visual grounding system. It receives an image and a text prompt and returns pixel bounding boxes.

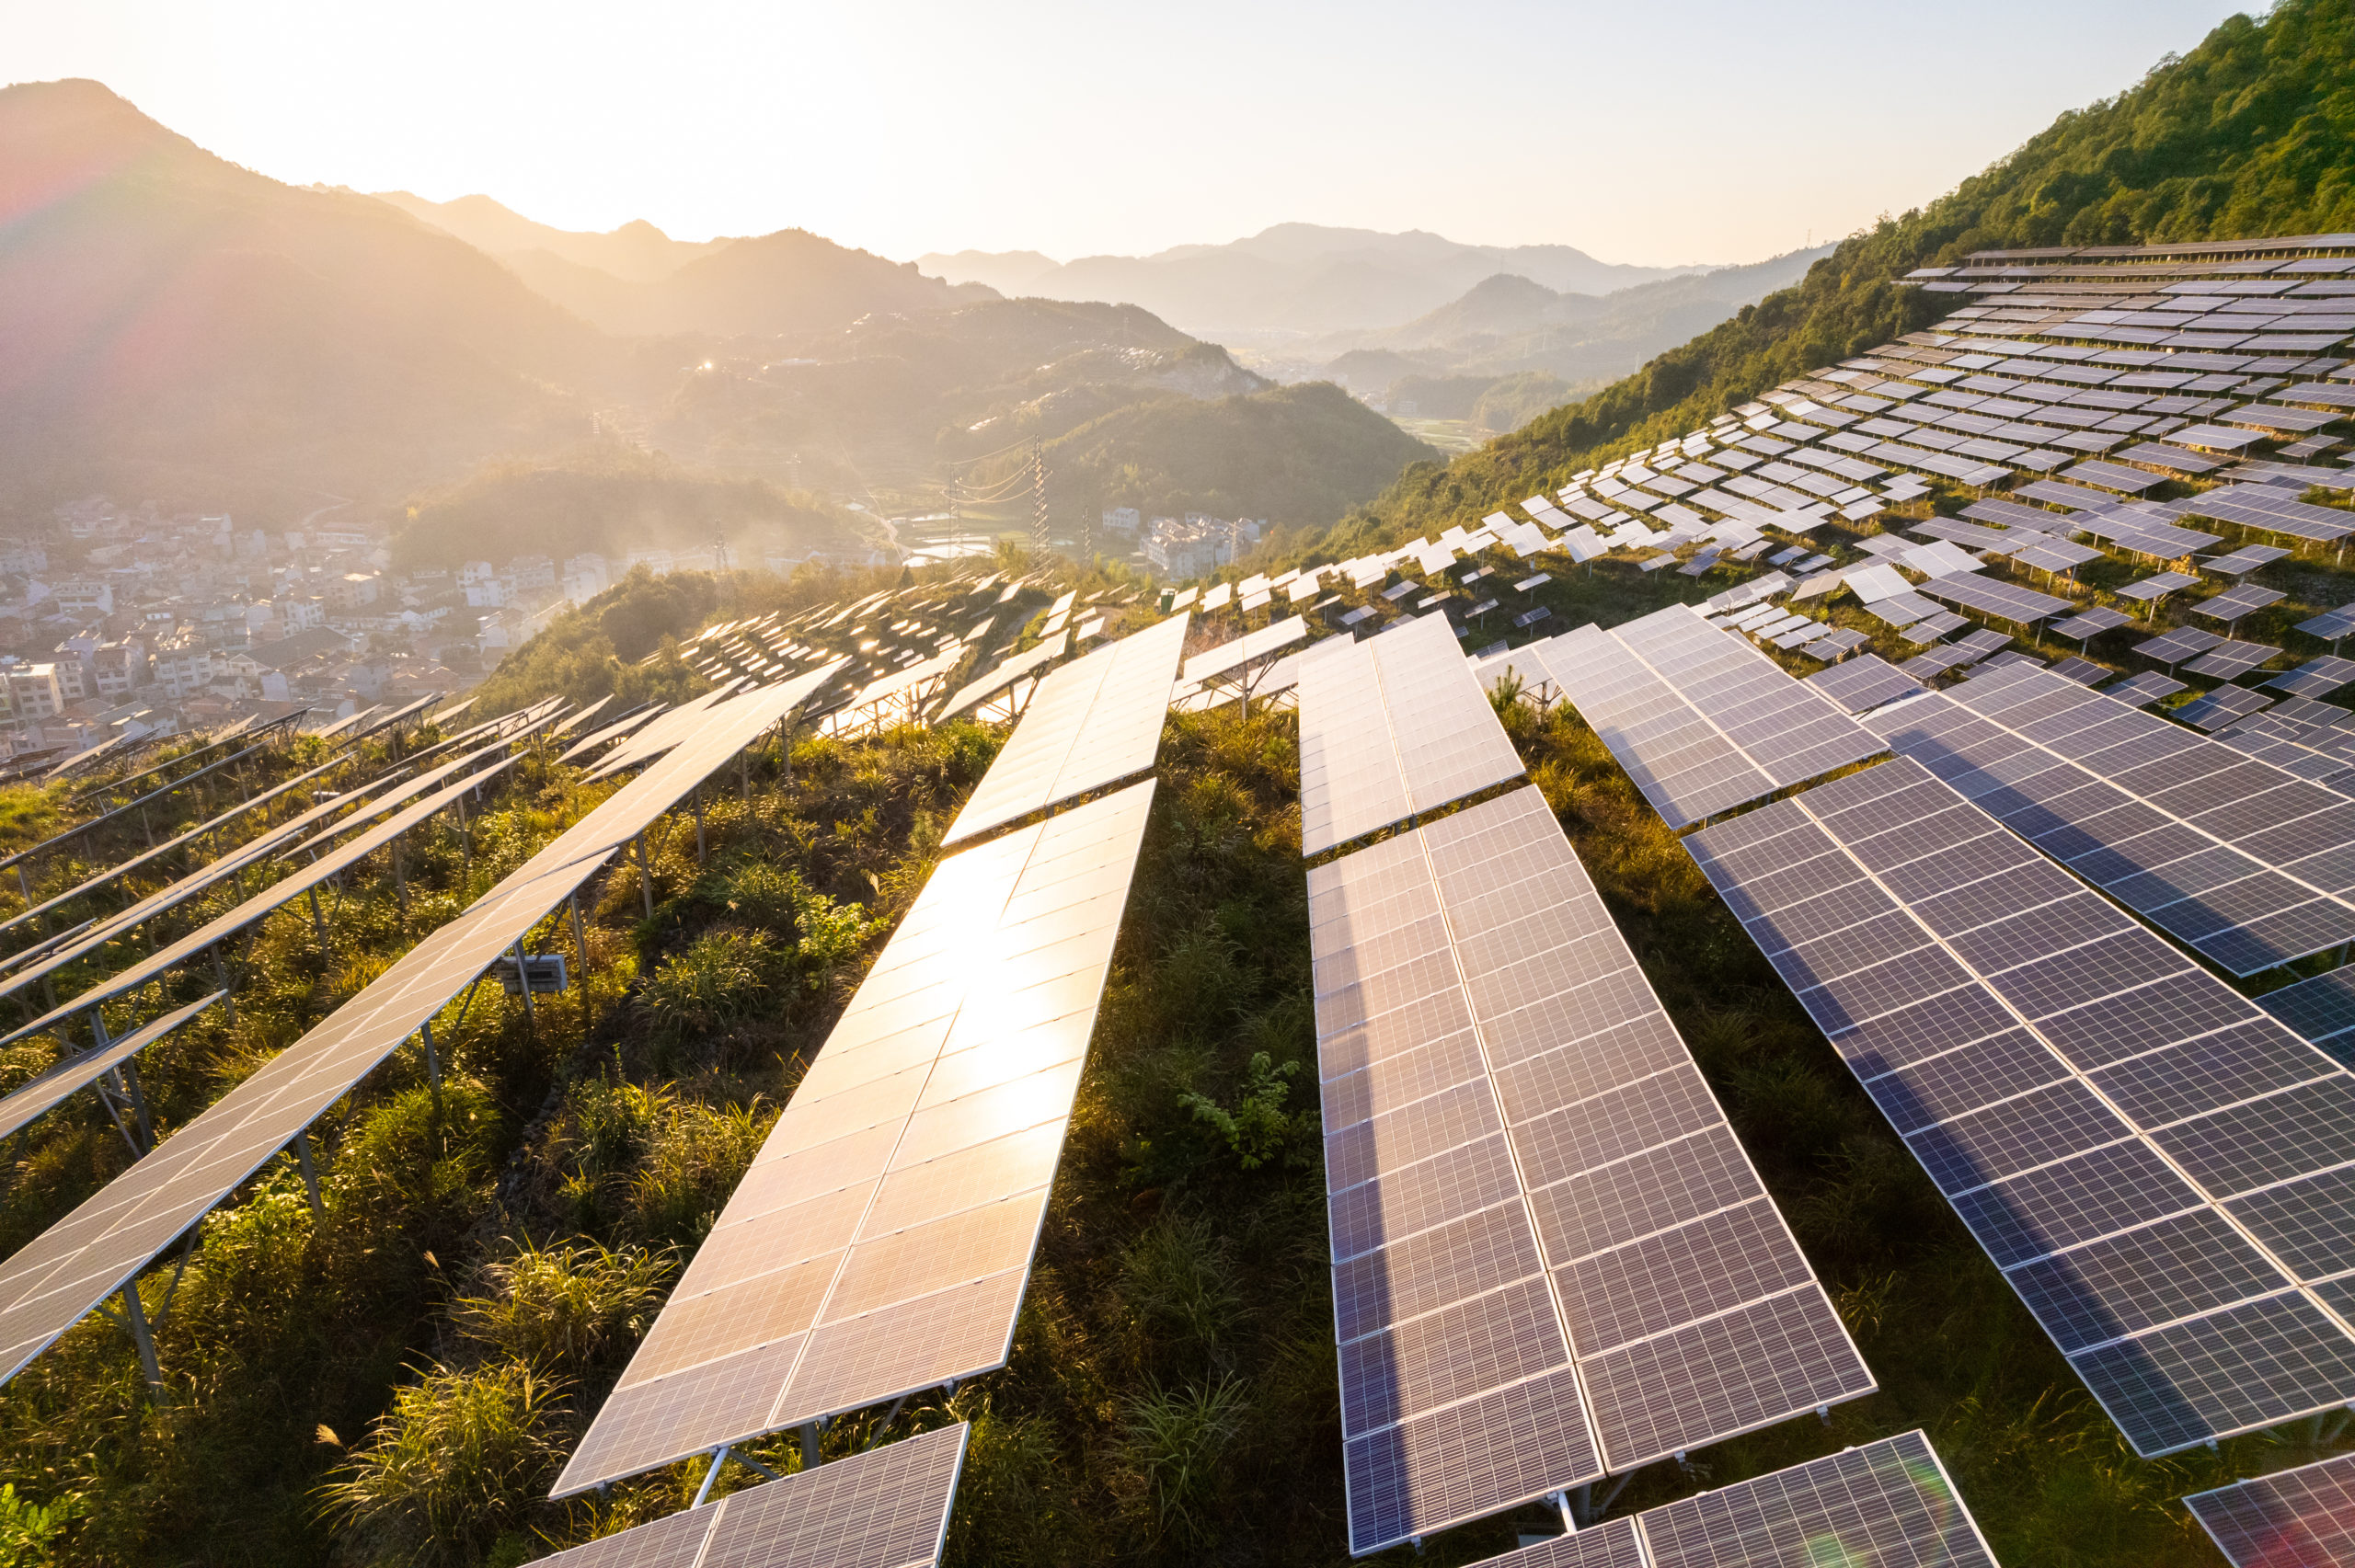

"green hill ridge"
[1311,0,2355,559]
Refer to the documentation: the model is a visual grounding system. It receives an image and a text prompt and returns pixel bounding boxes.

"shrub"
[455,1237,672,1370]
[0,1482,85,1565]
[319,1359,569,1566]
[1120,1376,1249,1549]
[639,927,779,1036]
[1178,1052,1312,1172]
[626,1099,772,1248]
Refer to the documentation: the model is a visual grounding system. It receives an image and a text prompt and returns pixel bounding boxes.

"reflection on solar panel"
[935,633,1068,723]
[1803,655,1922,715]
[940,615,1187,847]
[553,781,1155,1497]
[2269,657,2355,698]
[1688,758,2355,1456]
[536,1424,968,1568]
[1314,786,1869,1553]
[1457,1430,1995,1568]
[1867,663,2355,974]
[1528,605,1884,830]
[2185,1451,2355,1568]
[0,678,830,1391]
[1296,615,1527,857]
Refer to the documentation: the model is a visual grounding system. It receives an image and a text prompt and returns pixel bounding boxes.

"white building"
[1100,507,1141,536]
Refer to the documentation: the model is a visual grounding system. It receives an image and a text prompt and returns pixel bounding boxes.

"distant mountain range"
[0,82,1433,551]
[920,224,1716,339]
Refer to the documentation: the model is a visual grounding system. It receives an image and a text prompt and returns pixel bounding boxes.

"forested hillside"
[1315,0,2355,556]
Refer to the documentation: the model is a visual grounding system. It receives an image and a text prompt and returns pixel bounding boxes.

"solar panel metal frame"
[552,779,1157,1498]
[1687,757,2355,1456]
[1313,784,1870,1553]
[940,615,1188,847]
[1295,613,1529,857]
[1865,662,2355,975]
[0,677,834,1392]
[1528,606,1884,830]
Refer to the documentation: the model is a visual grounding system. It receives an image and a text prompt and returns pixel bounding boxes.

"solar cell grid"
[1687,757,2355,1456]
[556,779,1156,1497]
[0,676,837,1402]
[533,1422,968,1568]
[1296,614,1528,857]
[1529,607,1882,830]
[2186,1450,2355,1568]
[940,614,1187,846]
[1311,786,1868,1553]
[1458,1430,1997,1568]
[1867,664,2355,974]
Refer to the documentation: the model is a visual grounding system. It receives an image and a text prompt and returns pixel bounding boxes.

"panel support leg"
[693,785,706,863]
[800,1421,821,1470]
[513,939,538,1034]
[419,1020,442,1120]
[121,1281,163,1398]
[694,1446,729,1508]
[212,944,237,1032]
[569,896,592,1030]
[636,833,655,920]
[293,1129,323,1219]
[307,886,329,956]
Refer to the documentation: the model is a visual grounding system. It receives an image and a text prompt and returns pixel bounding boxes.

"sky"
[9,0,2253,267]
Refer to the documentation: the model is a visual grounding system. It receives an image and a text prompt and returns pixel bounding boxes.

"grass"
[0,564,2338,1562]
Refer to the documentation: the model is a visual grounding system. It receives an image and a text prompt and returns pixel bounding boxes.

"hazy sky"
[13,0,2250,266]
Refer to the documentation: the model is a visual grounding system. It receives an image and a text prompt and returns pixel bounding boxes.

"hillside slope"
[985,381,1440,532]
[921,223,1709,338]
[0,80,611,508]
[522,227,993,338]
[368,189,732,280]
[1317,0,2355,555]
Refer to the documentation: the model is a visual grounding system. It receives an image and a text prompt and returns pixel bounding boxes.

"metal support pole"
[512,939,537,1033]
[800,1422,821,1470]
[419,1020,442,1119]
[294,1129,323,1219]
[694,1447,730,1508]
[636,833,655,920]
[121,1281,163,1396]
[121,1060,152,1150]
[307,886,329,955]
[693,785,706,863]
[569,895,592,1029]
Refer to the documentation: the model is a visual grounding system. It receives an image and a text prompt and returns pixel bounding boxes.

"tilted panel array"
[0,679,830,1388]
[2261,968,2355,1069]
[1313,785,1869,1553]
[1459,1430,1996,1568]
[1296,613,1528,858]
[2184,1450,2355,1568]
[535,1423,968,1568]
[0,992,222,1145]
[1865,663,2355,975]
[1687,758,2355,1456]
[941,613,1187,847]
[553,781,1155,1496]
[1529,605,1881,830]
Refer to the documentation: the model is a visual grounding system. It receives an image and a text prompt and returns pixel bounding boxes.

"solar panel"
[935,632,1069,722]
[2133,625,2223,664]
[1866,663,2355,974]
[2104,671,2187,708]
[939,615,1187,847]
[1454,1430,1996,1568]
[1915,573,2076,624]
[2050,657,2111,686]
[2196,583,2288,623]
[2268,656,2355,698]
[1295,614,1527,857]
[553,780,1155,1497]
[1183,616,1308,688]
[1527,606,1883,830]
[1314,786,1869,1553]
[2051,608,2133,642]
[535,1423,968,1568]
[0,678,831,1393]
[0,990,223,1146]
[2182,641,2280,681]
[2185,1451,2355,1568]
[1687,758,2355,1456]
[2175,686,2276,731]
[2259,967,2355,1067]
